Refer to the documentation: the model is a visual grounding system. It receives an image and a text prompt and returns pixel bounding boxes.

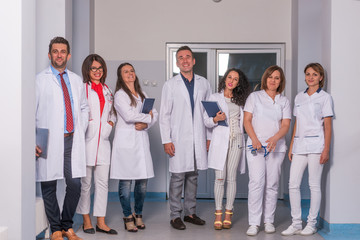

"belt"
[64,132,74,137]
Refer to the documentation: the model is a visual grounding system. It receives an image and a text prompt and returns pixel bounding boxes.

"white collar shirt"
[292,88,334,154]
[244,90,291,152]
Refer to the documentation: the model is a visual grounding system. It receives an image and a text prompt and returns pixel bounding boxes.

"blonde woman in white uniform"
[204,68,250,230]
[281,63,333,236]
[110,63,158,232]
[244,65,291,236]
[77,54,118,235]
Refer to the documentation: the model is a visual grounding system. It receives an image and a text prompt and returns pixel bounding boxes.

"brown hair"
[82,54,107,84]
[304,63,325,88]
[261,65,286,93]
[176,45,194,59]
[48,36,70,54]
[115,63,145,107]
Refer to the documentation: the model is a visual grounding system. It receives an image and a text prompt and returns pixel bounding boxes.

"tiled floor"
[72,200,325,240]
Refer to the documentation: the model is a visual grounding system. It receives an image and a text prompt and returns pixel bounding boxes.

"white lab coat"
[36,66,89,181]
[204,92,246,174]
[84,83,117,166]
[159,74,212,173]
[110,89,158,179]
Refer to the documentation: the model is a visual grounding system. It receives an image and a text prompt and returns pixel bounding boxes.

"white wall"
[94,0,293,193]
[327,0,360,224]
[36,0,73,72]
[0,0,36,239]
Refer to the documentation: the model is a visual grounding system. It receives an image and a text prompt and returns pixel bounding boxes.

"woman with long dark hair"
[110,63,158,232]
[77,54,117,235]
[204,68,250,230]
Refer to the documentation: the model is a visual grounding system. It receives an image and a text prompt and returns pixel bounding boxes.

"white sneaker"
[264,223,275,233]
[300,225,317,236]
[246,225,259,236]
[281,225,302,236]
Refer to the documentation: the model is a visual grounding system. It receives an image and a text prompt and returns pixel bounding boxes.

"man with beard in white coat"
[160,46,211,230]
[35,36,89,240]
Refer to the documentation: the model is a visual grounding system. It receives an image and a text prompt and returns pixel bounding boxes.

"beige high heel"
[223,210,233,229]
[214,212,223,230]
[123,216,138,232]
[133,213,145,229]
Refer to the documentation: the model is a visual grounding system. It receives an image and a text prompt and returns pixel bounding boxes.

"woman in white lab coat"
[204,68,250,230]
[281,63,333,236]
[110,62,158,232]
[244,65,291,236]
[76,54,118,235]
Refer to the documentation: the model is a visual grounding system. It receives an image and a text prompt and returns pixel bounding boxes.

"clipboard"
[201,101,228,127]
[36,128,49,159]
[141,98,155,114]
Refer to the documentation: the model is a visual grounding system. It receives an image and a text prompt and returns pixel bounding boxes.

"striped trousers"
[214,133,243,211]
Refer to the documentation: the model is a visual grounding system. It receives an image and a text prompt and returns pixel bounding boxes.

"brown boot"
[50,231,63,240]
[62,228,82,240]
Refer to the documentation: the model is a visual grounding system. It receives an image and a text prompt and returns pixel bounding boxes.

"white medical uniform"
[110,89,158,180]
[289,88,334,229]
[244,90,291,226]
[77,83,117,217]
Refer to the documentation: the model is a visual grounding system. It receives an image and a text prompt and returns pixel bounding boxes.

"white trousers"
[76,165,110,217]
[247,151,285,226]
[214,134,242,211]
[289,153,323,229]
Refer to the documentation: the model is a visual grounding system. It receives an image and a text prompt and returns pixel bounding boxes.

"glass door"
[166,43,285,199]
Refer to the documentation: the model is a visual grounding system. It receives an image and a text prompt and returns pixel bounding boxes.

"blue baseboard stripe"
[283,194,360,239]
[108,191,167,202]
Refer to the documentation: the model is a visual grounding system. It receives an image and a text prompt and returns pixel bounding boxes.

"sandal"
[223,210,233,229]
[123,216,138,232]
[133,213,146,229]
[214,212,223,230]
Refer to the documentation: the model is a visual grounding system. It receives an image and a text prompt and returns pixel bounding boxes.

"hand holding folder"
[201,101,228,127]
[141,98,155,114]
[36,128,49,159]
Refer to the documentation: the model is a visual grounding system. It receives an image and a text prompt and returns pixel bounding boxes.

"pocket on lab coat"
[86,120,97,140]
[101,121,113,140]
[305,135,323,153]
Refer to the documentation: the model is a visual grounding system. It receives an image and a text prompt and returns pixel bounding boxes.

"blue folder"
[201,101,228,127]
[36,128,49,159]
[141,98,155,114]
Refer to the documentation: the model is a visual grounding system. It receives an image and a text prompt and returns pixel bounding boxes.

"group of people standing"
[35,37,333,240]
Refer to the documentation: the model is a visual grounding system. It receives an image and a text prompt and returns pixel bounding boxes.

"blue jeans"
[118,179,148,217]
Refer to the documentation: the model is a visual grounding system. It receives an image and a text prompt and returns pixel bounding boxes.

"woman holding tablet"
[110,63,158,232]
[204,68,250,230]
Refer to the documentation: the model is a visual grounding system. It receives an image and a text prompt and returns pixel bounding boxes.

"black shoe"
[170,217,186,230]
[82,225,95,234]
[96,225,118,235]
[184,214,206,225]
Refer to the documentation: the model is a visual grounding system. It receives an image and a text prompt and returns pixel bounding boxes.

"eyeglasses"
[90,66,103,72]
[248,145,270,157]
